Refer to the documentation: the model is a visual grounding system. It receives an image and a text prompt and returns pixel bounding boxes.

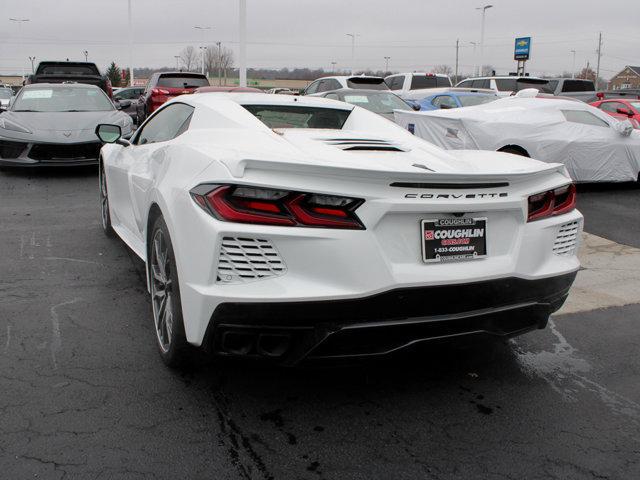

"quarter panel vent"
[217,237,287,284]
[553,221,580,256]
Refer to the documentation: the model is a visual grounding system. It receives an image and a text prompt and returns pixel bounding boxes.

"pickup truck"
[25,61,113,98]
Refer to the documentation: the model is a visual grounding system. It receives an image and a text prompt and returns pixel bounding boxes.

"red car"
[136,72,209,124]
[590,98,640,128]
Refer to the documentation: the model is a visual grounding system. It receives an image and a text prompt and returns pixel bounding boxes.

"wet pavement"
[1,168,639,479]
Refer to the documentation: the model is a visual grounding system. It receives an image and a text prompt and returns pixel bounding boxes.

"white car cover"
[394,96,640,182]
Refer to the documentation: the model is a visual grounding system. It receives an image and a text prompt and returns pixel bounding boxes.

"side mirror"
[616,107,633,117]
[412,103,421,111]
[612,119,634,137]
[95,124,129,146]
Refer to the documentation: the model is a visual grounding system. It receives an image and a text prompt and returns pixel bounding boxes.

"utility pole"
[83,50,88,62]
[384,56,390,73]
[595,32,603,90]
[216,41,222,85]
[476,5,493,77]
[346,33,358,75]
[174,55,180,70]
[9,18,29,81]
[331,61,337,74]
[455,39,459,82]
[571,50,576,78]
[194,26,212,77]
[239,0,247,87]
[28,56,36,74]
[470,42,478,77]
[127,0,134,86]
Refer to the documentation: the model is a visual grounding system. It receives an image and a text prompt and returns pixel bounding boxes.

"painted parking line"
[558,232,640,315]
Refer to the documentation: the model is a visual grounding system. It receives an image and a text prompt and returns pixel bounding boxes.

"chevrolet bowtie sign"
[514,36,531,60]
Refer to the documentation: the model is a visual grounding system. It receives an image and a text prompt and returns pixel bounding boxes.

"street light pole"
[346,33,358,75]
[9,18,30,81]
[470,42,478,77]
[331,61,337,74]
[239,0,247,87]
[127,0,134,86]
[571,50,576,79]
[384,56,390,73]
[28,56,36,73]
[174,55,180,70]
[476,5,492,77]
[83,50,88,62]
[193,26,212,76]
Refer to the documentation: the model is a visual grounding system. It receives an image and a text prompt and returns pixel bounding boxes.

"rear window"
[410,75,452,90]
[346,78,388,90]
[561,80,595,93]
[562,110,609,127]
[243,105,350,129]
[37,64,100,76]
[495,78,552,93]
[157,74,209,88]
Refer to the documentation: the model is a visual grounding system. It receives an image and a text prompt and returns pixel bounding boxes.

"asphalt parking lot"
[1,168,639,480]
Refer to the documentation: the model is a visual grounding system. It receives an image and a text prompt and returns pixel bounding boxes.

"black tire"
[99,162,115,237]
[148,215,192,367]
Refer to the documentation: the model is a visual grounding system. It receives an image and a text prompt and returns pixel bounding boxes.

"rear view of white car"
[96,93,582,367]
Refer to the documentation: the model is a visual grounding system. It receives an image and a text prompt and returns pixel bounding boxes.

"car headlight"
[0,118,32,134]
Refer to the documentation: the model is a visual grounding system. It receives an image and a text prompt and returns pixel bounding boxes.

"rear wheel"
[149,215,192,367]
[99,163,115,237]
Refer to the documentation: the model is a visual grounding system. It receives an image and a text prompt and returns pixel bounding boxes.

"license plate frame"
[421,217,487,263]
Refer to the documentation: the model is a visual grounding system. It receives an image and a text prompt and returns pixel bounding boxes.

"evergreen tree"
[106,62,122,88]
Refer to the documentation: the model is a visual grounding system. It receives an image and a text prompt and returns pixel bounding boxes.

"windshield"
[458,95,497,107]
[494,78,552,93]
[342,92,411,114]
[12,86,114,112]
[157,75,209,88]
[37,64,100,76]
[243,105,350,129]
[630,102,640,111]
[346,78,388,90]
[0,89,12,99]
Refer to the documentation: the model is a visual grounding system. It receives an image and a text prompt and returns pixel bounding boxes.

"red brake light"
[151,88,170,96]
[191,185,364,229]
[596,92,604,99]
[527,184,576,222]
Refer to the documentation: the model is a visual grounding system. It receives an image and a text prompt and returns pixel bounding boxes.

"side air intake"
[217,237,286,284]
[321,138,409,152]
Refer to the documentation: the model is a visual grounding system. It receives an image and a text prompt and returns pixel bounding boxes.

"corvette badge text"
[405,192,508,199]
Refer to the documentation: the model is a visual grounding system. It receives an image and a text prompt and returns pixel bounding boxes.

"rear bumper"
[206,272,577,364]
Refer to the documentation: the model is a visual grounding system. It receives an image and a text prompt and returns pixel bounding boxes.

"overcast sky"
[0,0,638,78]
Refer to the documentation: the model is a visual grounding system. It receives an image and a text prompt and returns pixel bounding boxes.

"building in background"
[609,66,640,90]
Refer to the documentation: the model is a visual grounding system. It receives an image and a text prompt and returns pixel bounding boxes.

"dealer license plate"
[421,217,487,263]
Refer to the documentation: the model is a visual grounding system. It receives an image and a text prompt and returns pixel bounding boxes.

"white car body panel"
[100,93,582,357]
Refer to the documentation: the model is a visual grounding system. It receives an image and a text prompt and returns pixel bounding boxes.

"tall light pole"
[216,42,222,85]
[174,55,180,70]
[194,26,212,76]
[346,33,358,75]
[470,41,478,77]
[239,0,247,87]
[331,61,337,74]
[9,18,30,81]
[384,56,390,73]
[476,5,492,77]
[82,50,88,61]
[28,56,36,73]
[570,50,576,78]
[127,0,134,86]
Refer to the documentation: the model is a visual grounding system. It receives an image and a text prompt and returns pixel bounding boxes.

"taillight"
[190,184,365,229]
[527,183,576,222]
[151,88,170,96]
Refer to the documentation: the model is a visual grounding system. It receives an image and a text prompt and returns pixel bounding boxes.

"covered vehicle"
[95,93,581,367]
[0,83,133,167]
[313,88,414,121]
[394,94,640,182]
[414,89,498,111]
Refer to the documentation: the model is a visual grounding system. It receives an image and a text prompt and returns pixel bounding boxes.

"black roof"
[627,66,640,76]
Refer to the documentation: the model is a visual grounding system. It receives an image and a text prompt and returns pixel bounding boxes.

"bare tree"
[432,65,453,76]
[219,46,234,85]
[179,46,198,72]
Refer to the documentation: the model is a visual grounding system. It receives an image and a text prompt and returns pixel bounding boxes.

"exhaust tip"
[220,331,255,355]
[257,333,291,358]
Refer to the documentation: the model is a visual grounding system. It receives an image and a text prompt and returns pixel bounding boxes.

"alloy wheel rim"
[150,229,173,353]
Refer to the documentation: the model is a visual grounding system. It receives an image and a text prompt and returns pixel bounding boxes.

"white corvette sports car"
[96,93,582,367]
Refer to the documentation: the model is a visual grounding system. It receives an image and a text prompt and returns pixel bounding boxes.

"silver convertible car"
[0,83,133,167]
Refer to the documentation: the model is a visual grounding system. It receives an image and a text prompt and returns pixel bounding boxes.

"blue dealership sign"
[514,37,531,60]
